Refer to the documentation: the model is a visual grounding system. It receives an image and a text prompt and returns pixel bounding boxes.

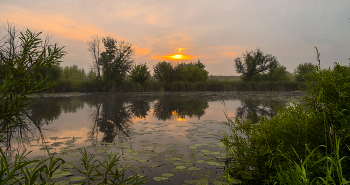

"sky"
[0,0,349,76]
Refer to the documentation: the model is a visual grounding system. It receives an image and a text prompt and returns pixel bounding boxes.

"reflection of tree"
[57,97,85,113]
[86,94,133,143]
[1,98,62,150]
[236,99,288,123]
[127,98,150,119]
[153,96,209,121]
[27,98,62,126]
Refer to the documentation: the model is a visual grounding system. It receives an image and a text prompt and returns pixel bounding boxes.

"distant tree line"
[0,29,321,92]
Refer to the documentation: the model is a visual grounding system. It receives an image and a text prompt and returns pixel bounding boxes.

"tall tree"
[234,49,278,81]
[87,35,102,80]
[100,36,134,83]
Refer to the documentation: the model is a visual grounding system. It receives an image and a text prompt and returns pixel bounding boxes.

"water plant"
[73,148,148,184]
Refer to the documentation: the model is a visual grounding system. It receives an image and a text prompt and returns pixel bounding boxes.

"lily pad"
[161,173,174,177]
[148,164,159,168]
[54,181,70,185]
[69,176,86,181]
[153,176,168,181]
[187,167,201,171]
[125,149,133,153]
[174,166,186,170]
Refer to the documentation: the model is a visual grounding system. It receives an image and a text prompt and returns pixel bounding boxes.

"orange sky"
[0,1,349,75]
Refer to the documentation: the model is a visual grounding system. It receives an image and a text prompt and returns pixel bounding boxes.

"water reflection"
[1,92,300,150]
[153,95,209,121]
[1,98,63,150]
[127,97,151,119]
[94,94,133,143]
[236,99,289,123]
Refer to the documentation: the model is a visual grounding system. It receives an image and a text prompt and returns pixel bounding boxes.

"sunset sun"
[155,47,194,60]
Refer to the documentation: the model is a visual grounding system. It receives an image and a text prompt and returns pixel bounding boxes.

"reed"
[0,147,147,184]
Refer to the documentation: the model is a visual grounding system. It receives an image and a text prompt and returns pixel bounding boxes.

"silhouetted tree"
[100,37,134,84]
[130,63,151,84]
[234,49,278,81]
[174,60,208,82]
[87,35,102,81]
[153,61,174,83]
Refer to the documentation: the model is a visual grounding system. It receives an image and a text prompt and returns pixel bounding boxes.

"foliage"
[274,137,350,185]
[60,65,87,81]
[74,148,148,184]
[87,69,97,81]
[153,60,208,83]
[294,62,317,82]
[153,61,175,83]
[100,36,134,84]
[33,64,62,81]
[0,147,65,185]
[222,62,350,184]
[303,63,350,136]
[130,63,151,84]
[221,103,325,183]
[234,49,278,81]
[174,60,209,82]
[264,64,290,81]
[0,26,65,142]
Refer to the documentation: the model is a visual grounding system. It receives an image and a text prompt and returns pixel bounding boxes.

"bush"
[174,60,209,82]
[153,61,175,83]
[130,63,151,84]
[294,62,317,82]
[221,62,350,184]
[60,65,87,81]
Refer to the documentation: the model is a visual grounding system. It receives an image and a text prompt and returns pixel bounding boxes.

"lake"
[2,91,305,185]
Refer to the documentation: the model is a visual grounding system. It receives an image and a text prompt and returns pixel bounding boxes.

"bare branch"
[87,35,102,80]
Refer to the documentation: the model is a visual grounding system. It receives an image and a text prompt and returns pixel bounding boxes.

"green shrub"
[221,62,350,184]
[130,63,151,84]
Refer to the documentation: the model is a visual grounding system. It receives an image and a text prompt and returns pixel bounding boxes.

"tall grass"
[0,147,148,184]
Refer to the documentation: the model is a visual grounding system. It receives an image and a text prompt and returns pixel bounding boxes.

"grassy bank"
[51,79,306,92]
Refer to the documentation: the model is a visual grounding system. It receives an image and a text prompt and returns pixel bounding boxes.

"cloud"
[0,4,119,41]
[133,46,151,57]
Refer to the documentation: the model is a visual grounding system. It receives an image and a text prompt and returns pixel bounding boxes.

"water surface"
[3,91,305,184]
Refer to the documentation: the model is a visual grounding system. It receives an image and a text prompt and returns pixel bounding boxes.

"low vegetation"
[221,52,350,184]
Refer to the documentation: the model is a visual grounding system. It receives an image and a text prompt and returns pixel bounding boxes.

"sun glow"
[154,47,194,60]
[172,110,186,122]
